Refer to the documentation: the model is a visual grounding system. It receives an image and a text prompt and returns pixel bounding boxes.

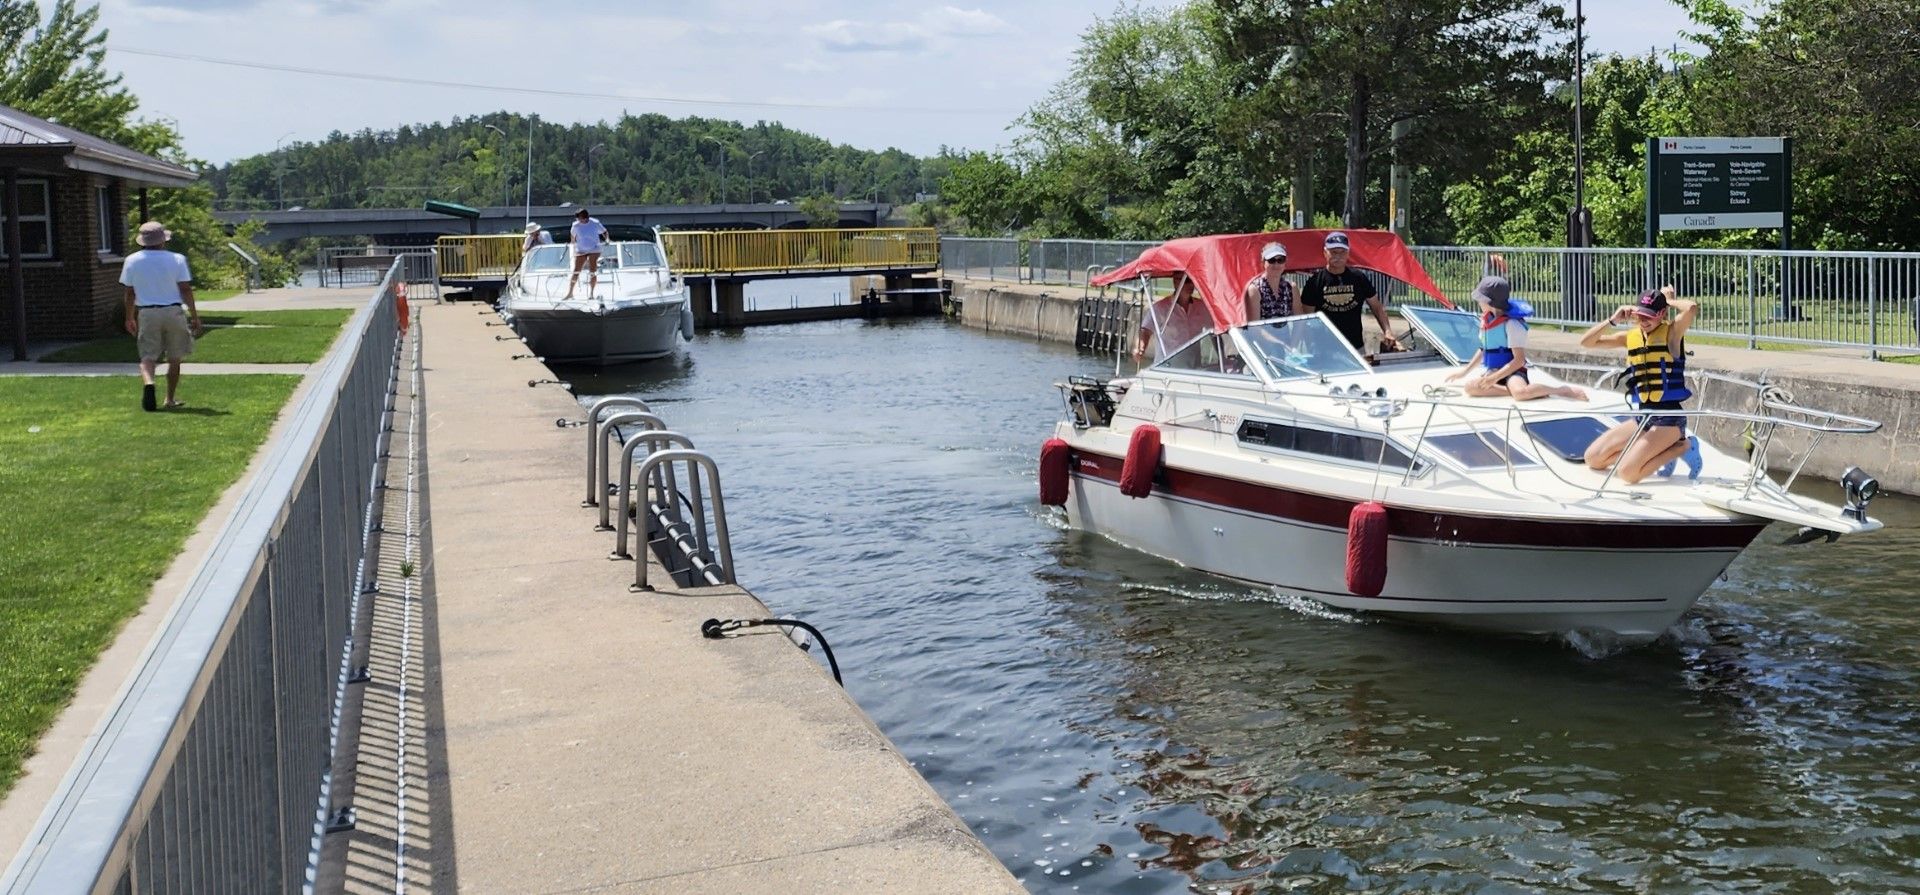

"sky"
[96,0,1706,165]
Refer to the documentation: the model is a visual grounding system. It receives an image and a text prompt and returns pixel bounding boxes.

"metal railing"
[629,450,734,592]
[1029,239,1159,287]
[435,235,523,283]
[941,237,1026,282]
[1,262,405,893]
[658,227,939,275]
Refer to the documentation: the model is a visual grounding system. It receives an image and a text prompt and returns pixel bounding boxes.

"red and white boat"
[1042,231,1884,640]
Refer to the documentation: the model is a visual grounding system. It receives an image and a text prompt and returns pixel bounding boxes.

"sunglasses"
[1265,258,1286,264]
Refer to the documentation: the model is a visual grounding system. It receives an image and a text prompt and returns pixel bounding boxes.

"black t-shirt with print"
[1300,267,1378,350]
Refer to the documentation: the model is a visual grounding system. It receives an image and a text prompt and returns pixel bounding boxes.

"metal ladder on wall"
[572,397,736,591]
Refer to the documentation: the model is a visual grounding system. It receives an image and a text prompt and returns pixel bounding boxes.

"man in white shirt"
[523,220,552,254]
[119,221,199,411]
[565,208,611,298]
[1133,274,1210,364]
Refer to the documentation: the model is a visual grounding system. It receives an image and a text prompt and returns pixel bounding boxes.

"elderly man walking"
[121,221,200,411]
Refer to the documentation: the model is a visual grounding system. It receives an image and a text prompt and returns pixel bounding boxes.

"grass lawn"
[37,308,352,364]
[0,374,299,796]
[190,288,242,303]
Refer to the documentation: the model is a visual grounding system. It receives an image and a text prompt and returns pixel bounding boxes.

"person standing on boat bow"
[1580,286,1700,483]
[1134,274,1209,364]
[1300,231,1398,354]
[1243,242,1295,323]
[564,208,610,298]
[523,220,552,255]
[1444,275,1586,402]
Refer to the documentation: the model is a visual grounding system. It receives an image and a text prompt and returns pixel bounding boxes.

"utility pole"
[524,114,534,226]
[273,131,294,210]
[1389,119,1412,236]
[484,125,510,220]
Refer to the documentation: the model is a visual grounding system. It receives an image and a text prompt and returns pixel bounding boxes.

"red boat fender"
[1346,501,1389,597]
[1039,438,1071,506]
[1119,425,1162,498]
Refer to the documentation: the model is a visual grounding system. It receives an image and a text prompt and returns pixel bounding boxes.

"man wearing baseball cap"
[1579,285,1702,482]
[120,221,200,411]
[1242,241,1295,323]
[1300,231,1399,353]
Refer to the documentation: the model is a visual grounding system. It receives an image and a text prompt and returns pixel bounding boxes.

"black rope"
[701,618,842,685]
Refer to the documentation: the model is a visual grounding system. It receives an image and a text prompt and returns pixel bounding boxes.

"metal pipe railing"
[629,450,733,592]
[611,431,698,560]
[581,397,651,506]
[594,412,667,530]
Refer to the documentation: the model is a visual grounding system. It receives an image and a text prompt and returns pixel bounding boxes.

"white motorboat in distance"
[1042,230,1885,641]
[503,241,695,365]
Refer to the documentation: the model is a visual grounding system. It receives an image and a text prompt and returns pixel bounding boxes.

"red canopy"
[1090,229,1454,332]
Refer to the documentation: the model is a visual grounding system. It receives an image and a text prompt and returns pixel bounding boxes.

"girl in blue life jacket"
[1578,286,1700,483]
[1443,275,1588,402]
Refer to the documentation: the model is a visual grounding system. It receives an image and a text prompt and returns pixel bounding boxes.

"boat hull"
[508,300,684,365]
[1064,449,1766,639]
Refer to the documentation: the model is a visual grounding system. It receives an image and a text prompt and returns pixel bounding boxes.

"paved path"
[412,303,1018,893]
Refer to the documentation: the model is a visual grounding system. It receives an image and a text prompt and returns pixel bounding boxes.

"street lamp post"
[484,124,510,222]
[587,143,606,206]
[700,135,729,204]
[273,130,294,209]
[745,150,766,204]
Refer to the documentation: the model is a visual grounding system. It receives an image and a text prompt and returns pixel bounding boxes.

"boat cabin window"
[617,242,663,268]
[1423,432,1539,470]
[1400,306,1481,365]
[1240,316,1370,380]
[1237,418,1424,472]
[1156,332,1256,378]
[1520,417,1612,462]
[523,244,571,272]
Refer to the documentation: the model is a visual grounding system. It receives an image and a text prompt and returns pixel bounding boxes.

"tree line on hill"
[937,0,1919,251]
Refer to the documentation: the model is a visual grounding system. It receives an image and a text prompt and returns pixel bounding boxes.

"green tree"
[939,151,1028,235]
[797,193,839,227]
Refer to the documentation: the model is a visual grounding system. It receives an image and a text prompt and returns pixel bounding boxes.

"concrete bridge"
[214,202,898,243]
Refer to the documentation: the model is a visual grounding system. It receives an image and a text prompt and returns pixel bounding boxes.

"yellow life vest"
[1625,320,1690,404]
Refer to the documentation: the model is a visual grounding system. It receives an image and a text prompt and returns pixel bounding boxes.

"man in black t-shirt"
[1300,231,1400,353]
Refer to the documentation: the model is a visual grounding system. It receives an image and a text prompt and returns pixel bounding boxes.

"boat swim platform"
[386,302,1018,892]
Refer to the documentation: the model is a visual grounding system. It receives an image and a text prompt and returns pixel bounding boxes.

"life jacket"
[1479,312,1521,370]
[1625,320,1691,404]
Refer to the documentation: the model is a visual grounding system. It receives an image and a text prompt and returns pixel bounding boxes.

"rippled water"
[565,315,1920,894]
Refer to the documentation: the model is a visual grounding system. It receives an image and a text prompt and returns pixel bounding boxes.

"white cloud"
[806,6,1014,54]
[921,6,1014,38]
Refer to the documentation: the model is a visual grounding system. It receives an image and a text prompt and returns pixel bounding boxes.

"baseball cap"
[137,221,169,247]
[1632,289,1669,317]
[1471,275,1511,313]
[1260,242,1287,262]
[574,208,590,218]
[1323,231,1350,250]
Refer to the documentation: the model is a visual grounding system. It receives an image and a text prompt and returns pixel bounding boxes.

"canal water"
[564,314,1920,894]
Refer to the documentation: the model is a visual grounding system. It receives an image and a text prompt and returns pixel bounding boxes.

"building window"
[0,179,54,260]
[96,185,116,253]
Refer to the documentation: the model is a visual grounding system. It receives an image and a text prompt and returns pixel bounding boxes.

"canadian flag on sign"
[1664,141,1678,150]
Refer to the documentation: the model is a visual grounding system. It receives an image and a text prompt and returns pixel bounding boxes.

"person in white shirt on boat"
[565,208,611,298]
[1444,275,1586,402]
[1133,274,1210,364]
[523,220,552,255]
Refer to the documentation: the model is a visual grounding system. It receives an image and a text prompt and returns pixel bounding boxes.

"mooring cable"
[701,618,842,685]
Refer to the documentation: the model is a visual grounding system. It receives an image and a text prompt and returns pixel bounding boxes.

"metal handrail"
[435,234,522,281]
[595,411,667,530]
[611,430,699,559]
[581,397,652,506]
[660,227,938,275]
[629,449,734,592]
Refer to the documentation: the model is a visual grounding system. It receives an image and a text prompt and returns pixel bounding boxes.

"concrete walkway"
[414,303,1018,893]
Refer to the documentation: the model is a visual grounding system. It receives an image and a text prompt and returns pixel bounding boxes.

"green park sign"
[1645,137,1792,244]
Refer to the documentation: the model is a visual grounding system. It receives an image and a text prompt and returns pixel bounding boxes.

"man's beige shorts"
[137,305,195,362]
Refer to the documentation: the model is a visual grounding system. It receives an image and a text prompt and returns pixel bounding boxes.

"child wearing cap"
[1578,285,1702,483]
[1242,241,1295,323]
[1444,275,1586,403]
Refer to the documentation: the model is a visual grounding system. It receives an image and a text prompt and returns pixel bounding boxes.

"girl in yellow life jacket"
[1578,286,1700,484]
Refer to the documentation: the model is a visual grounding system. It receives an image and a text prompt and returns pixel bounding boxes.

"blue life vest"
[1480,312,1524,371]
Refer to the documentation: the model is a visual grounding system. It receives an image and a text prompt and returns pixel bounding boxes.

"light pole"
[524,114,534,226]
[483,124,509,222]
[700,135,729,204]
[745,150,765,204]
[273,130,294,209]
[587,143,606,206]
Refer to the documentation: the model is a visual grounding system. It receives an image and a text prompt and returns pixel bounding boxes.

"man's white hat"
[524,221,542,234]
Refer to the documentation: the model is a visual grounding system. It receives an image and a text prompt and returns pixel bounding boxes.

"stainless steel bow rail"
[0,263,407,894]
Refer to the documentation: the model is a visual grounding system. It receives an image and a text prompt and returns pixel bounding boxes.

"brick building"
[0,104,198,360]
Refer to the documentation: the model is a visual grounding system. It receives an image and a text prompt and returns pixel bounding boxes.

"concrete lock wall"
[947,277,1920,495]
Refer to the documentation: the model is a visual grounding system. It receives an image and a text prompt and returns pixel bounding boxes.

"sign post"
[1645,136,1796,317]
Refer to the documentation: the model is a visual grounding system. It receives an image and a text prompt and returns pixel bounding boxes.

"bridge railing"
[660,228,938,275]
[0,263,405,894]
[436,234,524,283]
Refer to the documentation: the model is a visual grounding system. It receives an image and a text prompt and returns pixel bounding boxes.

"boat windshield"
[1401,306,1480,364]
[523,244,570,272]
[617,242,664,268]
[1239,316,1370,380]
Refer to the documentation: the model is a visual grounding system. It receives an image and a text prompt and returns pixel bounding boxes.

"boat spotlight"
[1841,466,1879,522]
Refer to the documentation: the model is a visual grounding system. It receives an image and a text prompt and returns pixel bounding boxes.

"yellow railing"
[659,228,939,275]
[435,234,524,281]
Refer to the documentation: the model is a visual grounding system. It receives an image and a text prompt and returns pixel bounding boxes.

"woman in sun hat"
[1579,285,1701,483]
[522,220,552,254]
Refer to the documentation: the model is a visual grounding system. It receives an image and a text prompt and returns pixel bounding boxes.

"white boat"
[502,240,695,365]
[1045,231,1884,641]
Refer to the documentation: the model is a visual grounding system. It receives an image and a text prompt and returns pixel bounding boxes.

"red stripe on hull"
[1070,449,1764,551]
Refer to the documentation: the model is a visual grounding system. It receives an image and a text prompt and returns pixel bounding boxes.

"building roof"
[0,103,197,189]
